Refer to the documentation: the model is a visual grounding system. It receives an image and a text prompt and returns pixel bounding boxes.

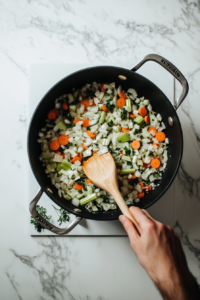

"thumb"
[119,215,139,241]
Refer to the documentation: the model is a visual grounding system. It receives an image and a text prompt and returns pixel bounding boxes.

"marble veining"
[1,0,200,298]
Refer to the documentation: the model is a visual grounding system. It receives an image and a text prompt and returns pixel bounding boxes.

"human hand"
[119,207,198,300]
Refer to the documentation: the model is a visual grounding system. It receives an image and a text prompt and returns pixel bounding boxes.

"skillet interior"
[28,66,183,220]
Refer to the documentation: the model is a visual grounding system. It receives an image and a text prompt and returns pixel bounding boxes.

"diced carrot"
[50,140,60,151]
[138,106,147,117]
[148,127,157,134]
[87,179,93,184]
[87,130,96,138]
[74,183,83,190]
[131,140,141,150]
[122,127,130,133]
[79,153,83,160]
[153,142,159,147]
[52,108,59,116]
[62,102,68,110]
[144,115,150,124]
[148,185,152,191]
[156,132,166,142]
[82,143,88,150]
[129,113,136,118]
[58,135,69,145]
[102,105,108,112]
[71,156,82,163]
[62,153,65,159]
[81,100,90,110]
[48,110,56,120]
[117,98,126,108]
[138,192,145,198]
[73,118,81,124]
[119,92,127,99]
[83,118,90,128]
[138,182,144,188]
[151,158,161,169]
[101,84,106,93]
[55,151,62,155]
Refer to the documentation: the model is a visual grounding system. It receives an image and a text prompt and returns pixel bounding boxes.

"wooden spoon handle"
[112,189,141,235]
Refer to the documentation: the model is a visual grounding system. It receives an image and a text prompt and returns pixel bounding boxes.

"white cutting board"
[29,62,174,236]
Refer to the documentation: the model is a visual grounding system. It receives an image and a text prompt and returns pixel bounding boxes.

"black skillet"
[28,54,189,234]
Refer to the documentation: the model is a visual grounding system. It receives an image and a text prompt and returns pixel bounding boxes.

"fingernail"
[119,215,126,223]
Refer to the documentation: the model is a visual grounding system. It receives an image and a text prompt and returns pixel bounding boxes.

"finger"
[129,206,152,230]
[119,215,139,241]
[141,209,157,223]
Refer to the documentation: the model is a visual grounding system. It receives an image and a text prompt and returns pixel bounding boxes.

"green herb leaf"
[52,205,70,226]
[30,205,52,233]
[121,108,128,120]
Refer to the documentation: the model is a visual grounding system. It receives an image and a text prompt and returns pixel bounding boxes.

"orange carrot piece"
[151,158,161,169]
[62,102,68,110]
[101,84,106,93]
[138,106,147,117]
[148,127,157,134]
[87,179,93,184]
[122,127,130,133]
[138,192,145,198]
[55,151,62,155]
[52,108,59,116]
[102,105,108,112]
[156,132,166,142]
[58,135,69,145]
[117,98,126,108]
[50,140,60,151]
[131,140,141,150]
[81,100,90,110]
[73,118,81,124]
[129,113,136,118]
[144,115,150,124]
[74,183,83,190]
[87,130,96,138]
[82,143,88,150]
[83,118,90,128]
[148,184,152,191]
[138,182,144,188]
[119,92,127,99]
[79,153,83,160]
[71,156,82,163]
[48,110,56,120]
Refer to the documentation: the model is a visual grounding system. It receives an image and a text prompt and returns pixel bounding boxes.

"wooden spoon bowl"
[83,152,141,235]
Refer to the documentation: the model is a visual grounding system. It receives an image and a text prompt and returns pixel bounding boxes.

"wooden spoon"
[83,152,141,235]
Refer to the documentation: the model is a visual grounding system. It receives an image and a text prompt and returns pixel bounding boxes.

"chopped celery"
[126,99,132,112]
[42,153,51,159]
[87,186,93,195]
[99,111,106,124]
[92,205,98,211]
[134,116,144,125]
[120,169,135,175]
[117,132,130,143]
[102,138,109,146]
[47,163,56,173]
[56,121,67,131]
[137,159,143,166]
[57,159,71,172]
[69,105,76,111]
[64,195,71,200]
[116,162,122,167]
[79,193,97,206]
[122,155,131,162]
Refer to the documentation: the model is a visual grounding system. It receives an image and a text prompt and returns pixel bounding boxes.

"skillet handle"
[29,189,83,235]
[131,54,189,110]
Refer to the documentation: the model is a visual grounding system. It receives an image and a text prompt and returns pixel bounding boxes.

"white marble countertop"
[1,0,200,299]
